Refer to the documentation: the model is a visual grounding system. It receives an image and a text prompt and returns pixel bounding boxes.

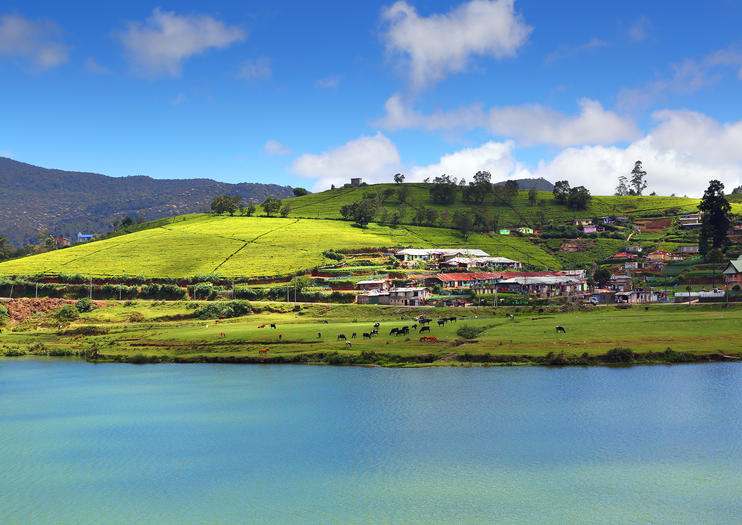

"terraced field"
[0,215,560,278]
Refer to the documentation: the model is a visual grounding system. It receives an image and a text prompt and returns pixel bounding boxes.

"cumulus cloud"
[530,110,742,197]
[487,98,639,146]
[291,133,402,190]
[381,0,531,90]
[237,57,271,80]
[264,139,291,156]
[375,95,638,147]
[409,141,528,182]
[116,8,245,76]
[628,16,650,42]
[0,14,68,68]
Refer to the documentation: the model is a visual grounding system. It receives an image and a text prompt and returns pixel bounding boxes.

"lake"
[1,360,741,524]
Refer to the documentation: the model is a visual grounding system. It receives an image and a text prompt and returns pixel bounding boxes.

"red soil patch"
[0,298,107,322]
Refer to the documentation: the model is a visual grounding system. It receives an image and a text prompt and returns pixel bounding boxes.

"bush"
[196,301,252,319]
[76,298,93,312]
[0,305,8,325]
[603,347,634,363]
[456,324,484,339]
[322,250,345,261]
[56,305,79,321]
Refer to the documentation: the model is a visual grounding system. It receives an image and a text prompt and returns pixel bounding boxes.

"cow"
[337,334,347,340]
[538,308,544,314]
[555,326,566,334]
[363,333,372,339]
[259,348,270,354]
[400,326,410,335]
[371,329,378,336]
[322,319,329,324]
[437,320,446,327]
[373,322,380,328]
[448,316,457,323]
[507,313,514,320]
[419,326,431,333]
[411,324,417,331]
[278,334,283,340]
[317,332,322,338]
[345,341,352,347]
[258,324,266,328]
[390,328,398,335]
[270,323,277,329]
[351,332,357,339]
[219,332,225,337]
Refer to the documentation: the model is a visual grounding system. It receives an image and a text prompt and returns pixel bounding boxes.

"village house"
[574,219,592,227]
[583,226,598,233]
[609,274,633,291]
[355,279,390,292]
[76,232,94,243]
[626,245,643,254]
[723,256,742,290]
[439,256,522,271]
[588,289,617,304]
[494,275,586,298]
[611,252,637,260]
[516,227,534,235]
[615,289,665,304]
[425,272,501,290]
[678,213,702,228]
[498,229,510,235]
[646,250,680,263]
[356,286,431,306]
[395,248,489,267]
[350,178,362,187]
[356,291,389,305]
[676,245,699,254]
[624,261,642,270]
[54,236,70,248]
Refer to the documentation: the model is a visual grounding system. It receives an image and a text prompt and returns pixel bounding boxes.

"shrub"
[196,301,252,319]
[456,324,484,339]
[128,312,145,323]
[76,298,93,312]
[0,305,8,325]
[56,305,79,321]
[603,347,634,363]
[322,250,345,261]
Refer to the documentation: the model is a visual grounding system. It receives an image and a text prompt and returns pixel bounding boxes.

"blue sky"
[1,1,742,196]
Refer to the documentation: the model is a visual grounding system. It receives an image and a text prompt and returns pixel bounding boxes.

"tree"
[615,175,629,196]
[340,199,377,227]
[381,188,396,203]
[211,195,241,215]
[425,208,439,226]
[261,197,282,217]
[698,180,731,255]
[732,185,742,195]
[280,202,291,217]
[0,236,13,261]
[452,211,474,240]
[629,161,647,195]
[394,173,405,184]
[528,188,537,205]
[245,203,256,216]
[429,174,457,205]
[553,180,571,204]
[292,187,308,197]
[397,185,411,203]
[567,186,591,210]
[463,171,492,204]
[592,267,611,287]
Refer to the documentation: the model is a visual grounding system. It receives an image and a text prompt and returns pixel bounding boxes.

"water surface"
[1,360,741,524]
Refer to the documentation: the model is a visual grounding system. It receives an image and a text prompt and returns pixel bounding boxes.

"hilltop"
[0,157,293,246]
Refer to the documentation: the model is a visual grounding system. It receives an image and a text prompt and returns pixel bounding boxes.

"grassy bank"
[1,299,740,367]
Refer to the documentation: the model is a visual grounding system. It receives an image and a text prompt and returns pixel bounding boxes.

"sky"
[1,0,742,197]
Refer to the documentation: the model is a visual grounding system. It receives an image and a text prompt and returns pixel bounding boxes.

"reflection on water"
[1,360,742,524]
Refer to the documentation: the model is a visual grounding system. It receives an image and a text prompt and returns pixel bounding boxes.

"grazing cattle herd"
[223,312,571,354]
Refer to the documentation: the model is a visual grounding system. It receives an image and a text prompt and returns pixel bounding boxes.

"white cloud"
[237,57,271,80]
[487,98,639,146]
[116,8,245,76]
[545,37,607,64]
[0,14,68,68]
[170,93,187,106]
[84,57,110,74]
[628,16,649,42]
[375,95,638,147]
[409,141,527,182]
[291,133,401,190]
[530,110,742,197]
[316,75,340,88]
[264,139,291,156]
[381,0,531,90]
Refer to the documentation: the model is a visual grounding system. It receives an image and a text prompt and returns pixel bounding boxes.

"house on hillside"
[583,226,597,233]
[54,236,70,248]
[350,178,362,187]
[495,275,586,298]
[723,256,742,290]
[626,246,643,254]
[439,256,522,271]
[355,279,390,292]
[76,232,94,243]
[516,227,534,235]
[574,219,592,227]
[388,287,430,306]
[395,248,489,266]
[609,274,633,292]
[498,229,510,235]
[616,289,663,304]
[425,272,501,290]
[611,252,637,260]
[646,250,678,263]
[677,245,699,254]
[678,213,702,228]
[356,291,389,305]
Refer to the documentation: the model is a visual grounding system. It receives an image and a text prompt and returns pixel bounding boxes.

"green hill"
[285,183,710,227]
[0,214,560,279]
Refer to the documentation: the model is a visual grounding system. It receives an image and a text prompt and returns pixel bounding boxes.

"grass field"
[2,300,741,366]
[0,215,560,278]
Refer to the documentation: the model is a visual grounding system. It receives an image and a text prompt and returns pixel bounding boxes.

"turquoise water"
[2,360,742,524]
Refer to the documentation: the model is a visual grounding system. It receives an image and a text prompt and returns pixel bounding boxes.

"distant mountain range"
[0,157,294,246]
[494,177,554,191]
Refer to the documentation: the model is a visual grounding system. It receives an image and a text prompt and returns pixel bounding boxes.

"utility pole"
[89,277,93,300]
[232,278,235,300]
[35,282,38,299]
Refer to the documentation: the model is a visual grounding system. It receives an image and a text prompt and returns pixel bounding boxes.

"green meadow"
[0,215,559,278]
[2,300,740,366]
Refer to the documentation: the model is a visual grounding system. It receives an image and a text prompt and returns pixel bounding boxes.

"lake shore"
[2,299,741,367]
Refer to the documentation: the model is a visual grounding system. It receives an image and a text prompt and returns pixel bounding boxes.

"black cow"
[390,328,398,335]
[338,334,347,340]
[363,333,372,339]
[351,332,357,339]
[317,332,322,338]
[373,322,380,328]
[371,329,378,336]
[411,324,417,330]
[322,320,329,324]
[401,326,410,335]
[448,316,457,323]
[437,320,446,327]
[419,326,431,333]
[555,326,566,334]
[270,323,277,329]
[506,314,514,320]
